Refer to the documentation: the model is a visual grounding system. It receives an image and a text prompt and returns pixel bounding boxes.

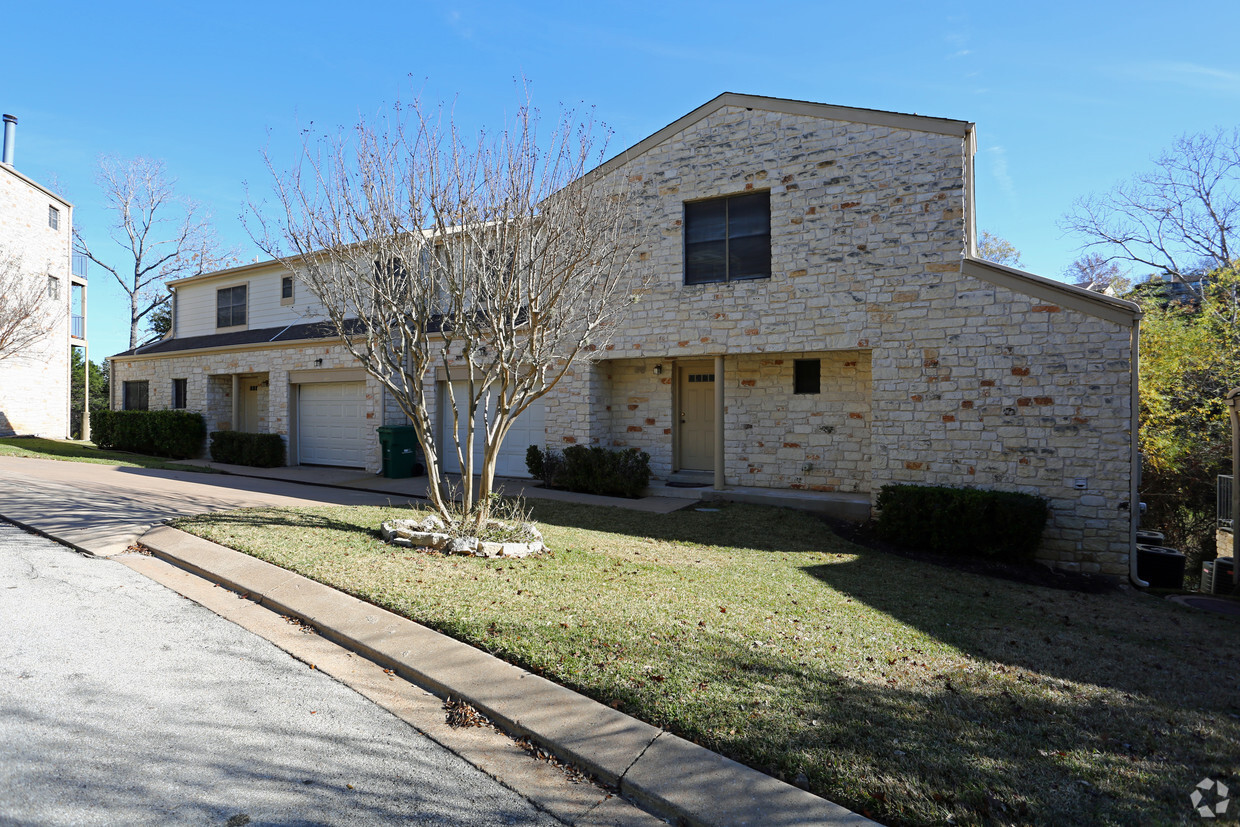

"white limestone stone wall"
[111,343,384,472]
[0,167,72,437]
[539,105,1134,576]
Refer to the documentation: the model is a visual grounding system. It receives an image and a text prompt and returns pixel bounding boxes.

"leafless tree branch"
[0,247,62,362]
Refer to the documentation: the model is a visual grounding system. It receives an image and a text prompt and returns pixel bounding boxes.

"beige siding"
[174,265,328,338]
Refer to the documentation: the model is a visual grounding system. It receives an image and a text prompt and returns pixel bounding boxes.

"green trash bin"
[377,425,422,479]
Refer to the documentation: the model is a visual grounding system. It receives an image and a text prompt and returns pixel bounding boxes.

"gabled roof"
[110,319,364,359]
[961,258,1141,327]
[589,92,975,182]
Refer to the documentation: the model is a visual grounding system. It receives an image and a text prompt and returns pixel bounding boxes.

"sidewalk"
[173,459,873,521]
[138,524,876,827]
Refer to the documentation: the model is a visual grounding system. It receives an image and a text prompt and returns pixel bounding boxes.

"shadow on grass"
[802,556,1240,711]
[470,617,1217,827]
[173,508,385,542]
[0,437,209,472]
[524,499,842,554]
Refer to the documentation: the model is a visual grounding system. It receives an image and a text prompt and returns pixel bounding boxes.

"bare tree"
[250,97,645,530]
[1063,252,1130,293]
[0,248,59,362]
[976,230,1024,268]
[73,156,233,349]
[1063,128,1240,302]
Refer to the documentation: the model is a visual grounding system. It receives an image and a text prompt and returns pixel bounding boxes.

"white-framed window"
[47,276,60,300]
[281,275,295,305]
[216,284,247,328]
[48,205,60,230]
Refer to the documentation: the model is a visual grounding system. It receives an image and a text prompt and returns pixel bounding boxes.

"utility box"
[377,426,423,479]
[1135,545,1186,590]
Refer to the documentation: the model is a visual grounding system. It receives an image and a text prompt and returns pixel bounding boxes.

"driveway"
[0,457,405,557]
[0,519,559,826]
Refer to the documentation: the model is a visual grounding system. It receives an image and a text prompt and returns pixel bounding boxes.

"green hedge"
[90,409,206,459]
[875,484,1049,560]
[526,444,651,498]
[209,431,286,468]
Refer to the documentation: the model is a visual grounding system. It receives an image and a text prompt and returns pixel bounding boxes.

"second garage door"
[298,381,368,467]
[440,382,544,478]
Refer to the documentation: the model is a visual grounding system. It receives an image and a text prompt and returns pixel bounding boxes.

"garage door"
[440,382,545,478]
[298,381,368,467]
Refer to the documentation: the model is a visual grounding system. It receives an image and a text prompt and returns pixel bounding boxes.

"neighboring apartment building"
[0,114,87,438]
[110,94,1141,577]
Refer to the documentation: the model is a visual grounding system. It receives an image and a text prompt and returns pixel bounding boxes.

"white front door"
[298,381,368,467]
[678,364,714,471]
[440,381,545,478]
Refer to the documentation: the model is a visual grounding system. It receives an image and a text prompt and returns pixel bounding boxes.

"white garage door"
[440,382,545,478]
[298,381,368,467]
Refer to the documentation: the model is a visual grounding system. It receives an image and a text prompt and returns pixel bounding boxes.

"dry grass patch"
[172,501,1240,826]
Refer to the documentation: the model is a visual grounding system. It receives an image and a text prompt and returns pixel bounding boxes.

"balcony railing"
[1219,475,1233,531]
[71,253,88,279]
[71,315,84,339]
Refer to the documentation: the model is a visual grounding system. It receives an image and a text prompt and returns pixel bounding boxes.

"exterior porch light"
[314,358,323,366]
[653,364,663,375]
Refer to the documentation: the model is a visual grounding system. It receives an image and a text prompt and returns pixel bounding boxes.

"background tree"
[73,156,233,349]
[1063,252,1129,293]
[1063,128,1239,306]
[250,96,645,531]
[1065,129,1240,574]
[0,247,57,362]
[976,231,1024,267]
[69,350,109,439]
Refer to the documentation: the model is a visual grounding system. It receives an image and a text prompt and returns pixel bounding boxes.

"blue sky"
[6,0,1238,360]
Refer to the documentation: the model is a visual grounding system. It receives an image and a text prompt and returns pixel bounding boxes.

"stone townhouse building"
[109,94,1141,579]
[0,114,89,438]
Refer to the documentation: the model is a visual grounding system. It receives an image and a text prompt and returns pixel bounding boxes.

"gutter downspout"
[1129,320,1148,587]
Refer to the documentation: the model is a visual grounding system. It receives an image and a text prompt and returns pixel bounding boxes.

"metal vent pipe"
[1,114,16,166]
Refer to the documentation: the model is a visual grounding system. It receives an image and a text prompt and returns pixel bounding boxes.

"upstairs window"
[123,380,149,411]
[47,276,60,300]
[217,284,247,328]
[48,205,60,230]
[684,191,771,285]
[281,276,295,304]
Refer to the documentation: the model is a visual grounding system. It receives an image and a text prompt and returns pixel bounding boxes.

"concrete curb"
[140,525,877,827]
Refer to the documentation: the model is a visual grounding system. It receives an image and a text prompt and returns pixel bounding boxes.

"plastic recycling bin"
[377,426,423,479]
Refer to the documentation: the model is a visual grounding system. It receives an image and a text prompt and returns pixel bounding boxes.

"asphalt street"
[0,519,560,826]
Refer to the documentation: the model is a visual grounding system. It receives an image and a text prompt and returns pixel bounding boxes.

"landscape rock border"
[380,516,546,559]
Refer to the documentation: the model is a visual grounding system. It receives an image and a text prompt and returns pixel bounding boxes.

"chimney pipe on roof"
[1,114,15,166]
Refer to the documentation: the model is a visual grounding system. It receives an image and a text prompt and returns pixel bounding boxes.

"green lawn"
[0,436,212,472]
[172,501,1240,826]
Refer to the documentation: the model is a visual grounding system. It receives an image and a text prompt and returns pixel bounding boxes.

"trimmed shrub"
[875,484,1048,561]
[209,431,286,468]
[89,409,206,459]
[526,444,651,498]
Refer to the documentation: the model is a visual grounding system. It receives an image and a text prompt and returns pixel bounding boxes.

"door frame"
[674,360,715,472]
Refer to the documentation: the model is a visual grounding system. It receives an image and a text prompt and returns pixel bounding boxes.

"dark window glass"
[794,360,820,395]
[123,381,149,411]
[172,378,187,409]
[217,285,247,327]
[281,276,294,300]
[684,192,770,284]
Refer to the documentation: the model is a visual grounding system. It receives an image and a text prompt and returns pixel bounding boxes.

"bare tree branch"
[0,247,61,362]
[1062,128,1240,303]
[72,156,236,348]
[248,93,648,529]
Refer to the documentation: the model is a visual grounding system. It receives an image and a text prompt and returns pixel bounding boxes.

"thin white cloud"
[949,49,972,59]
[1123,61,1240,94]
[984,145,1016,202]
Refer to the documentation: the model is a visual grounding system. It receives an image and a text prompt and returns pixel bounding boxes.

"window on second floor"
[217,284,247,328]
[281,276,295,305]
[123,380,149,411]
[48,205,60,230]
[684,191,771,285]
[47,276,60,301]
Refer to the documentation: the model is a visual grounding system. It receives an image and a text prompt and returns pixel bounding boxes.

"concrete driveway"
[0,457,405,557]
